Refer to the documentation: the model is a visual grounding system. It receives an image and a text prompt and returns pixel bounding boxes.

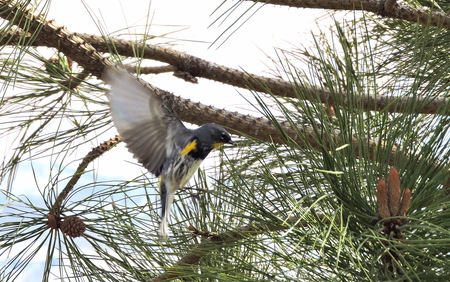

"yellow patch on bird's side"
[181,140,198,155]
[213,142,225,149]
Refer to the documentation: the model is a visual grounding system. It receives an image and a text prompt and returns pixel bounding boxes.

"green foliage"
[1,1,449,281]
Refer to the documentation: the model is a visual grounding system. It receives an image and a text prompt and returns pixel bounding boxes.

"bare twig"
[52,136,121,213]
[246,0,450,30]
[2,27,448,115]
[0,4,386,156]
[0,1,445,180]
[79,32,449,116]
[124,64,177,75]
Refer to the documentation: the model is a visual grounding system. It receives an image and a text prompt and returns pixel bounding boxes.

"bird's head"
[195,123,235,149]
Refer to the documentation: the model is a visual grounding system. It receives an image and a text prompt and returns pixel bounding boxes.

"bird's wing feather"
[104,68,189,176]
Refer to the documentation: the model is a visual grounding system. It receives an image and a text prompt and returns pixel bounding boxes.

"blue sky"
[0,1,328,280]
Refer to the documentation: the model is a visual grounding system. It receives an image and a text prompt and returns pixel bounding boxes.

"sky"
[2,2,448,280]
[0,0,329,280]
[2,0,329,188]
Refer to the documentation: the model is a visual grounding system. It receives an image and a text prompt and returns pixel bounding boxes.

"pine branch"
[52,136,121,213]
[0,4,386,157]
[113,64,387,161]
[1,28,449,115]
[0,1,111,77]
[0,1,445,179]
[152,214,326,281]
[246,0,450,29]
[77,32,450,116]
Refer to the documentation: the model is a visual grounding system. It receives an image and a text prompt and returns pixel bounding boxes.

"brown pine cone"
[60,216,86,238]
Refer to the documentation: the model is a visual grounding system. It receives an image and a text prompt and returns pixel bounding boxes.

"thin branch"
[78,32,449,116]
[2,28,448,115]
[0,4,387,156]
[60,70,90,90]
[52,136,121,213]
[0,1,111,77]
[0,1,445,179]
[152,214,327,281]
[247,0,450,29]
[124,64,177,75]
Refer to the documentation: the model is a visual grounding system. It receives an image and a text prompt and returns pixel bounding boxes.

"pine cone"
[46,214,59,229]
[60,216,86,238]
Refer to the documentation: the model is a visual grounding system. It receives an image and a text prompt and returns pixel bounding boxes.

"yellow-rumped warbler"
[104,68,235,239]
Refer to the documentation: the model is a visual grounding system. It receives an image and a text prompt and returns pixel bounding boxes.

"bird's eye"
[220,133,227,140]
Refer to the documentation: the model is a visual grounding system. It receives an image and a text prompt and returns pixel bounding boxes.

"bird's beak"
[214,140,236,149]
[228,140,237,146]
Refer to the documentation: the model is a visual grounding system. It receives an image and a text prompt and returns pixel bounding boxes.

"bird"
[103,68,235,239]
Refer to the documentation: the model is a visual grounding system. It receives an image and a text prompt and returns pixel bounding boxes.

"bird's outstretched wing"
[104,67,190,176]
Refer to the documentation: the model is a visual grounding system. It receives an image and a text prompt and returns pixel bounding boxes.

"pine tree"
[1,0,449,281]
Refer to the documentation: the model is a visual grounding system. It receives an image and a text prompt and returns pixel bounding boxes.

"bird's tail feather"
[159,181,175,240]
